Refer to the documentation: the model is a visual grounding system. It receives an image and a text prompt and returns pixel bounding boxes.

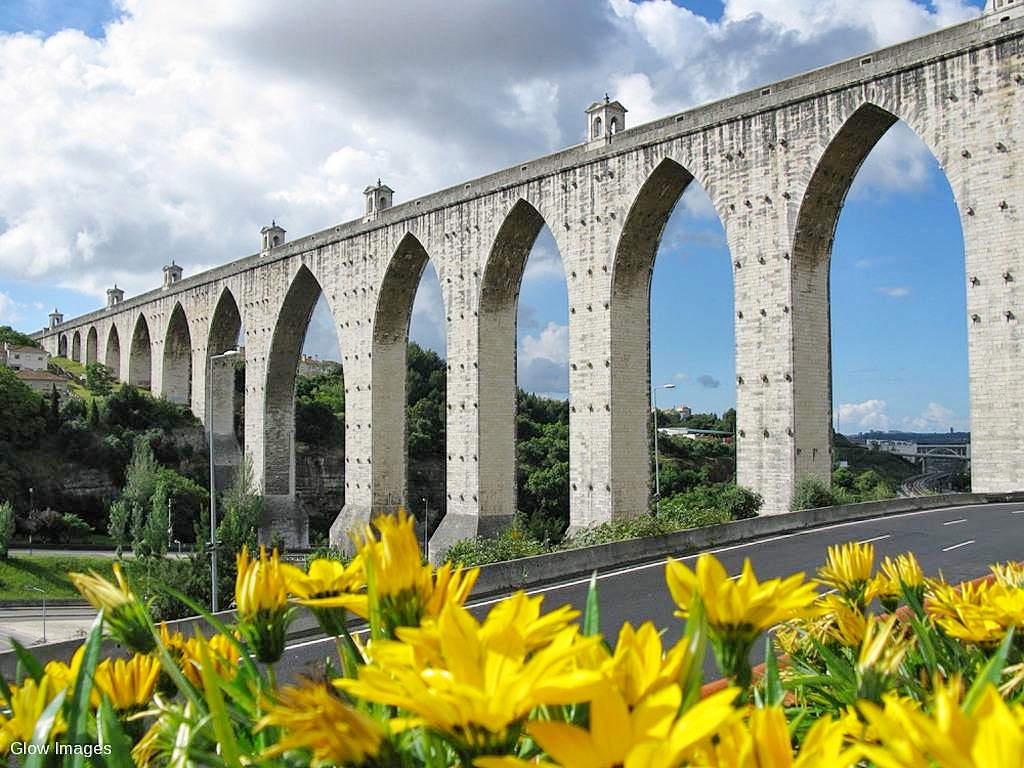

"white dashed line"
[943,519,967,526]
[858,534,891,545]
[942,540,975,552]
[1012,510,1024,515]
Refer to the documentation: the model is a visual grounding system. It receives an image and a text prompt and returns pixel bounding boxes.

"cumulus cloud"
[697,374,720,388]
[0,0,982,329]
[518,321,568,396]
[673,371,691,382]
[0,290,16,323]
[849,123,937,200]
[522,241,566,283]
[838,399,894,430]
[902,401,964,431]
[874,286,910,298]
[410,264,446,356]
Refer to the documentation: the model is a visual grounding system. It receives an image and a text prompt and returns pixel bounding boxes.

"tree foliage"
[0,500,13,559]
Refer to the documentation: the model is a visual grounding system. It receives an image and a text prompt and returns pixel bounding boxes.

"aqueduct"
[35,3,1024,553]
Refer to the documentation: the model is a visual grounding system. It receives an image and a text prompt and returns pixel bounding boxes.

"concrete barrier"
[469,492,1024,598]
[3,491,1019,678]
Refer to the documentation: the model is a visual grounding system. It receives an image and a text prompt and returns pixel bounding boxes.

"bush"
[0,500,13,559]
[792,475,836,510]
[443,520,546,566]
[58,513,92,544]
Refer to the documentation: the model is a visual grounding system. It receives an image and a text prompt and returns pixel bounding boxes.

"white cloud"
[410,263,447,357]
[874,286,910,298]
[673,371,691,382]
[522,242,566,283]
[518,321,568,395]
[0,0,982,329]
[854,258,873,269]
[849,123,936,199]
[837,399,894,429]
[0,291,17,323]
[902,401,964,431]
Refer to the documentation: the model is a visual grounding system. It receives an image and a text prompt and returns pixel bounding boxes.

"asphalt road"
[276,501,1024,682]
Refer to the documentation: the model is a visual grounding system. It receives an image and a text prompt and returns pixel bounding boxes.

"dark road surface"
[276,502,1024,682]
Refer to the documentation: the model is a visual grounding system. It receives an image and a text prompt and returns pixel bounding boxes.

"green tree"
[84,362,115,396]
[0,500,14,559]
[108,499,131,557]
[142,480,171,557]
[0,326,40,348]
[218,455,261,559]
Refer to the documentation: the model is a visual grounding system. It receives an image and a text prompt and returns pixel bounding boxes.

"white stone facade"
[33,10,1024,552]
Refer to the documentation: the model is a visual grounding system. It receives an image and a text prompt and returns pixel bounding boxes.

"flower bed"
[1,511,1021,766]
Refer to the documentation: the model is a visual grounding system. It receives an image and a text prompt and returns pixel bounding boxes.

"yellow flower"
[175,632,238,688]
[235,545,297,663]
[927,579,1020,649]
[820,593,868,649]
[991,561,1024,588]
[0,674,67,755]
[697,707,859,768]
[92,653,161,711]
[286,556,368,637]
[70,562,154,653]
[527,683,738,768]
[666,554,817,687]
[256,680,386,767]
[869,553,925,611]
[337,599,603,757]
[860,678,1024,768]
[600,621,688,707]
[817,541,875,609]
[355,509,478,635]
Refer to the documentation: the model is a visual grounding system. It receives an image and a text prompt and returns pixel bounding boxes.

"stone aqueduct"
[35,4,1024,554]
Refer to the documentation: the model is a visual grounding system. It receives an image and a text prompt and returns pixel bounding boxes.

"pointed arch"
[105,325,121,379]
[57,334,68,358]
[478,199,548,520]
[85,327,98,365]
[206,287,243,444]
[71,331,82,362]
[372,232,438,511]
[609,158,696,518]
[128,314,152,389]
[162,303,193,405]
[790,101,964,486]
[264,265,331,499]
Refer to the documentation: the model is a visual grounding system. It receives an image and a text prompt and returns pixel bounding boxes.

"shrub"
[443,519,546,566]
[57,513,92,544]
[0,500,14,559]
[792,474,836,510]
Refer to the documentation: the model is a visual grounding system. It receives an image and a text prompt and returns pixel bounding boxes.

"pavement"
[0,605,97,651]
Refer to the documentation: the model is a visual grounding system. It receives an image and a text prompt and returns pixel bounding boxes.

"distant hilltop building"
[298,355,341,378]
[1,342,48,372]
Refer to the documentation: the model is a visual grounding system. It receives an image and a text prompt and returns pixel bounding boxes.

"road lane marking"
[942,540,975,552]
[1012,510,1024,515]
[943,519,967,526]
[282,504,1012,654]
[858,535,890,544]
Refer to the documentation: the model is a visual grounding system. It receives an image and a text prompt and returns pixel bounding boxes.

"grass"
[0,554,117,602]
[49,356,95,404]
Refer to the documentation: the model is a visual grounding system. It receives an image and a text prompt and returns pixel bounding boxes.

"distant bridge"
[31,2,1024,554]
[865,439,971,470]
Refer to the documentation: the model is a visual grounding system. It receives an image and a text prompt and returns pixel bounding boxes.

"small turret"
[261,221,286,254]
[163,261,183,288]
[585,95,627,150]
[48,309,63,329]
[106,285,124,308]
[363,179,394,222]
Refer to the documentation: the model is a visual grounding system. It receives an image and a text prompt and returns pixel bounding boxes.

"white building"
[2,343,49,372]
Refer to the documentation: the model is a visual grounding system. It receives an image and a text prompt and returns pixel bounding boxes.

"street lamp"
[28,487,33,555]
[28,586,45,644]
[652,383,677,514]
[208,348,240,613]
[421,497,429,560]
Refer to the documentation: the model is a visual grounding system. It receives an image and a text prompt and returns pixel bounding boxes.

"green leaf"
[582,572,601,638]
[24,687,66,768]
[10,638,44,683]
[96,696,134,768]
[909,615,938,676]
[65,609,106,768]
[963,627,1015,714]
[678,596,708,712]
[763,636,783,706]
[197,633,243,767]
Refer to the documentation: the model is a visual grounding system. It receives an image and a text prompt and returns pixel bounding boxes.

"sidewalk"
[0,605,97,651]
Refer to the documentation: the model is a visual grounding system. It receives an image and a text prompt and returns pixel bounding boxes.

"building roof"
[5,344,45,354]
[15,370,66,382]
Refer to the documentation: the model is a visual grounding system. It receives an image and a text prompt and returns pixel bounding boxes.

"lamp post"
[208,348,239,613]
[28,586,45,644]
[421,497,429,560]
[652,383,677,514]
[28,487,33,555]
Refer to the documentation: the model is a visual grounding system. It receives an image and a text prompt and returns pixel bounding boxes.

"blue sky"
[0,0,984,432]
